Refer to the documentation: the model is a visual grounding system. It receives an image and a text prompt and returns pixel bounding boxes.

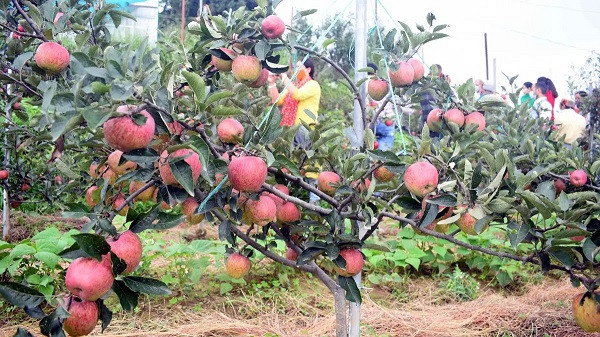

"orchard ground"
[0,213,590,337]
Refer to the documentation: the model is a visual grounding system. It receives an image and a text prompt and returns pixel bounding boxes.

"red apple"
[228,156,267,193]
[570,170,588,187]
[388,61,414,87]
[107,230,142,274]
[65,257,114,301]
[158,148,202,186]
[103,106,155,152]
[404,162,438,197]
[317,171,341,195]
[261,15,285,39]
[63,297,99,337]
[226,253,251,279]
[34,42,70,74]
[217,118,244,144]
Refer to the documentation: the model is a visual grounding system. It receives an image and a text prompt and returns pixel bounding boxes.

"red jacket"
[545,91,556,120]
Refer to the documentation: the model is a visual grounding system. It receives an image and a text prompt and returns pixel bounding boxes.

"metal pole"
[484,33,489,80]
[349,0,367,335]
[493,58,497,91]
[2,77,11,240]
[180,0,186,42]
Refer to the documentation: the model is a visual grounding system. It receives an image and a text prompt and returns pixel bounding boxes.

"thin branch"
[548,172,600,192]
[267,167,339,207]
[113,179,158,215]
[369,95,392,129]
[197,125,222,158]
[269,223,303,255]
[0,22,45,39]
[12,0,48,42]
[262,183,332,215]
[2,72,43,98]
[294,45,367,129]
[214,210,314,272]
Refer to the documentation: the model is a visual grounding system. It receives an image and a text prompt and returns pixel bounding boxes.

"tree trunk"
[333,286,348,337]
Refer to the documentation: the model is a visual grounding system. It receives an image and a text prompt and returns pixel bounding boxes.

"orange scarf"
[280,69,310,127]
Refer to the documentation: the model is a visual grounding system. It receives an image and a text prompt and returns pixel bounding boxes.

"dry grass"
[1,277,593,337]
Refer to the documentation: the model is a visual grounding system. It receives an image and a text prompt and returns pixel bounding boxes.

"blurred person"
[474,79,483,100]
[537,77,558,120]
[575,90,588,109]
[419,64,453,137]
[554,99,586,147]
[520,82,535,108]
[531,81,552,119]
[366,62,397,151]
[476,81,495,101]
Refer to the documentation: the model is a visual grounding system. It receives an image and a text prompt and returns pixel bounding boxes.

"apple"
[404,162,438,197]
[217,118,244,144]
[261,15,286,39]
[65,257,114,301]
[107,230,142,274]
[63,297,99,337]
[158,148,202,186]
[34,42,70,74]
[103,106,155,152]
[570,169,588,187]
[231,55,261,83]
[228,156,267,193]
[573,292,600,332]
[333,248,364,277]
[0,170,8,180]
[226,253,251,279]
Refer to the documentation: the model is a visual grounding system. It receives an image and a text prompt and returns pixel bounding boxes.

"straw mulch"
[1,278,594,337]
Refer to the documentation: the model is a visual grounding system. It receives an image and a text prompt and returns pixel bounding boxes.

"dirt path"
[2,278,595,337]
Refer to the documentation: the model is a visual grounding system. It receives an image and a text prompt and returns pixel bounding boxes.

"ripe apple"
[318,171,341,195]
[85,186,99,207]
[248,68,269,88]
[158,148,202,186]
[217,118,244,144]
[367,79,389,101]
[276,202,301,223]
[285,247,299,261]
[12,102,21,110]
[573,292,600,332]
[89,163,100,179]
[388,61,414,87]
[34,42,70,74]
[554,179,567,194]
[65,257,114,301]
[111,193,128,216]
[373,141,379,150]
[228,156,267,193]
[103,107,155,152]
[211,48,236,72]
[17,24,24,32]
[570,169,588,187]
[385,119,393,127]
[264,184,289,208]
[54,175,63,184]
[426,108,443,132]
[107,230,142,274]
[261,15,285,39]
[465,111,486,131]
[128,180,156,202]
[226,252,251,279]
[244,195,277,226]
[20,183,30,192]
[0,169,8,180]
[231,55,261,83]
[407,58,425,81]
[63,297,99,337]
[404,162,438,197]
[374,166,395,182]
[444,108,465,128]
[334,248,364,277]
[107,150,137,175]
[457,210,489,235]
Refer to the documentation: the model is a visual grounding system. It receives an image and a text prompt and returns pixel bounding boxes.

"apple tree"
[1,1,600,337]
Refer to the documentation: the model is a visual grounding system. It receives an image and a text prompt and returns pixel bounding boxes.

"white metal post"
[349,0,367,335]
[2,77,11,240]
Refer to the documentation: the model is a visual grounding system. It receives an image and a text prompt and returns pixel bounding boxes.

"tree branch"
[0,22,45,39]
[369,95,392,129]
[2,71,43,98]
[262,183,332,215]
[12,0,48,42]
[548,172,600,192]
[267,167,339,207]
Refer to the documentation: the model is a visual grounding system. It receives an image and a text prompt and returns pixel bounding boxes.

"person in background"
[366,62,396,151]
[531,81,553,119]
[520,82,535,108]
[476,81,495,100]
[474,79,484,100]
[268,57,321,202]
[537,77,558,120]
[575,90,588,110]
[554,99,587,147]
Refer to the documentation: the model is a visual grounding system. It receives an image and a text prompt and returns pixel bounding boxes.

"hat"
[482,81,495,92]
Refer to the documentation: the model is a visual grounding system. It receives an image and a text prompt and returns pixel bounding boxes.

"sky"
[274,0,599,97]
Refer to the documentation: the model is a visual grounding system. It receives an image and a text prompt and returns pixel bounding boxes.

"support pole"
[2,78,11,240]
[484,33,489,80]
[493,58,497,91]
[180,0,186,42]
[349,0,367,335]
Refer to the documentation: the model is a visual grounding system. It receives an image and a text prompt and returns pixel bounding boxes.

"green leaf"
[34,252,59,268]
[182,70,206,104]
[395,196,422,213]
[71,233,111,261]
[205,91,234,106]
[322,38,335,48]
[82,107,111,130]
[254,40,270,59]
[129,206,160,233]
[13,327,35,337]
[211,106,244,116]
[419,203,439,229]
[13,52,33,72]
[426,194,457,207]
[110,83,133,101]
[123,148,160,164]
[220,282,233,294]
[0,282,45,308]
[296,247,325,266]
[338,276,361,304]
[98,299,113,333]
[275,154,302,177]
[169,158,195,196]
[405,257,421,270]
[123,276,171,296]
[583,238,598,262]
[10,244,36,258]
[112,280,139,311]
[558,191,574,211]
